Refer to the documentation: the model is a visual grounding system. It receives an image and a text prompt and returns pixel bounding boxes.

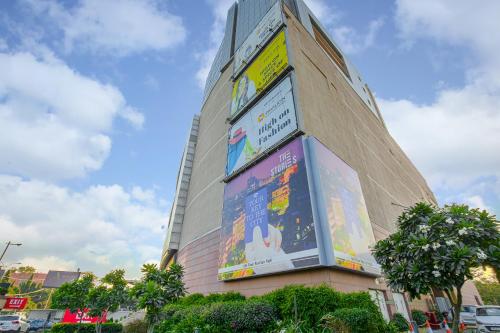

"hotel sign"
[226,76,298,176]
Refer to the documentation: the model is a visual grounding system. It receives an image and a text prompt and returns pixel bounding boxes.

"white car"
[0,315,29,333]
[476,306,500,333]
[461,305,478,326]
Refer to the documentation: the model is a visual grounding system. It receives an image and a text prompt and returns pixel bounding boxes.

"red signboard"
[62,309,106,324]
[3,297,28,310]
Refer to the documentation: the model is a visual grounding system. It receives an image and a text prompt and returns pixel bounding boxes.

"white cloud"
[378,0,500,213]
[25,0,186,56]
[303,0,340,25]
[195,0,234,89]
[0,175,168,277]
[0,51,142,180]
[0,38,7,51]
[19,256,77,273]
[332,18,384,55]
[303,0,381,55]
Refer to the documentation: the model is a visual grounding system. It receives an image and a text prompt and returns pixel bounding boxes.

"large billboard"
[309,138,380,275]
[219,138,319,280]
[233,2,283,77]
[227,76,298,176]
[230,29,289,118]
[43,270,81,288]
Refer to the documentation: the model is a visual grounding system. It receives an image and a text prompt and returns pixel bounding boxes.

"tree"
[51,273,96,332]
[130,263,185,333]
[16,266,36,274]
[87,269,130,333]
[373,202,499,333]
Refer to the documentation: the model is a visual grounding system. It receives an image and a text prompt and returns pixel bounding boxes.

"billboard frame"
[228,26,295,124]
[219,137,323,281]
[225,73,302,180]
[306,137,381,277]
[232,1,286,79]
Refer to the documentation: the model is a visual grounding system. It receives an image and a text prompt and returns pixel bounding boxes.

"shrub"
[156,304,209,333]
[156,300,276,333]
[123,319,147,333]
[50,323,123,333]
[205,300,277,332]
[321,308,387,333]
[260,284,342,329]
[390,313,409,332]
[173,291,245,308]
[411,309,427,326]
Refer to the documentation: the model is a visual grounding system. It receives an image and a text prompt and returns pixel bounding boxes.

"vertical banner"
[309,138,380,275]
[227,76,298,176]
[233,2,284,77]
[230,30,289,118]
[219,138,319,280]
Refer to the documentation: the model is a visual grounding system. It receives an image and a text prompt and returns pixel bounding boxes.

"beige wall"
[175,4,482,312]
[285,8,436,239]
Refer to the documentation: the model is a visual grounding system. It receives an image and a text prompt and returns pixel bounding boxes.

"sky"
[0,0,498,278]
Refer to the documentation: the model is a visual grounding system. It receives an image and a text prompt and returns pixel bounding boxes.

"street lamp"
[0,241,22,263]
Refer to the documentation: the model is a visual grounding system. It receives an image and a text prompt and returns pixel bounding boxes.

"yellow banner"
[230,30,289,117]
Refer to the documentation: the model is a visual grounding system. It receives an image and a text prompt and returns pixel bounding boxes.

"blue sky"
[0,0,498,277]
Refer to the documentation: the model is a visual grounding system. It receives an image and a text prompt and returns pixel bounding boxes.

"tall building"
[161,0,482,320]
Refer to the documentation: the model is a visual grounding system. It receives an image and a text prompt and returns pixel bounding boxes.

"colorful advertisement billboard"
[233,2,283,77]
[227,76,298,176]
[230,29,289,118]
[219,138,319,280]
[309,138,380,275]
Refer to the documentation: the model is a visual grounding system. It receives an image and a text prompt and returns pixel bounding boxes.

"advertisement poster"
[233,2,283,76]
[2,297,28,310]
[230,30,289,118]
[227,76,298,176]
[219,138,319,280]
[310,138,380,275]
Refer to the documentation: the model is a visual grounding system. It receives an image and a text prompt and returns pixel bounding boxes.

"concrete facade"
[161,0,482,319]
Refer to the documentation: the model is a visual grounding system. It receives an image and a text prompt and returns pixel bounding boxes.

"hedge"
[411,309,427,326]
[157,285,390,332]
[155,300,276,333]
[390,313,409,332]
[321,308,388,333]
[50,323,122,333]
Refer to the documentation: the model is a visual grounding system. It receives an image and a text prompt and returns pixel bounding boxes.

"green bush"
[156,300,276,333]
[175,291,246,306]
[260,284,342,329]
[205,300,276,332]
[390,313,409,332]
[50,323,123,333]
[321,308,387,333]
[123,319,147,333]
[411,309,427,326]
[156,304,210,333]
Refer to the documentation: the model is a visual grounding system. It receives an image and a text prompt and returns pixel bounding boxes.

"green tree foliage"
[373,202,500,333]
[475,281,500,305]
[87,269,130,333]
[130,263,185,333]
[51,273,96,332]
